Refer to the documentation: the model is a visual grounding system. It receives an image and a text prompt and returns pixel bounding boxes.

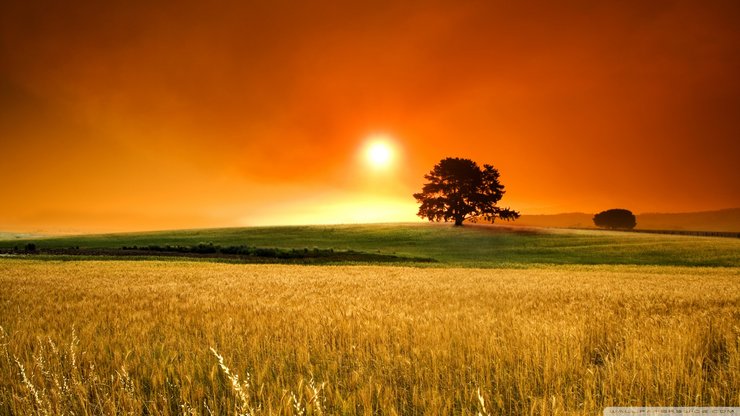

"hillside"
[1,223,738,268]
[516,208,740,232]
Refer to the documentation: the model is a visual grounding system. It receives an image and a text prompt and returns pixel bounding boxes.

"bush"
[593,209,637,230]
[254,248,277,257]
[193,243,218,254]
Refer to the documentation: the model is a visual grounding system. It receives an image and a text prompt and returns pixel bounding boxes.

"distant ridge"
[637,208,740,232]
[516,208,740,232]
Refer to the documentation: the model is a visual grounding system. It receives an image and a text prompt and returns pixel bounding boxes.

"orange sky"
[1,1,739,233]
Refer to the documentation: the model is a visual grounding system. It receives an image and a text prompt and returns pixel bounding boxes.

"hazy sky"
[2,0,739,232]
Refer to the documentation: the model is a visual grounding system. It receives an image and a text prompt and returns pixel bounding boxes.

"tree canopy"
[413,157,519,226]
[593,209,637,230]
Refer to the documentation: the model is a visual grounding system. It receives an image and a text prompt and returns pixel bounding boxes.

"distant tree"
[593,209,636,230]
[413,157,519,226]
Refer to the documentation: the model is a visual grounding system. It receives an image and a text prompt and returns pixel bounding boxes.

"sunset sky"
[2,1,739,233]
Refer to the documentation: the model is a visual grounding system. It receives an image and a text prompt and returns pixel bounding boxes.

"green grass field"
[1,223,738,267]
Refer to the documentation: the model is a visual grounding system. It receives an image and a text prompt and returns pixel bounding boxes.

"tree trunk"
[454,217,464,226]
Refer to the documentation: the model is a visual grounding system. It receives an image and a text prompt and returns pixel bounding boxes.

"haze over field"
[517,208,740,232]
[2,1,740,232]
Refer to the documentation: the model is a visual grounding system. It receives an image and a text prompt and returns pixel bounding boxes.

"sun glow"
[364,135,395,168]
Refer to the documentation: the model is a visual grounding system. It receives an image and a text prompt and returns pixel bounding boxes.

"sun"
[364,135,395,168]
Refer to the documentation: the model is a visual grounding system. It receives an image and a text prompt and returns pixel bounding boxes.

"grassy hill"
[2,223,738,267]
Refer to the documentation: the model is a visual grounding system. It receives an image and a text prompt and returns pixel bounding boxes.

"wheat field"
[0,259,738,415]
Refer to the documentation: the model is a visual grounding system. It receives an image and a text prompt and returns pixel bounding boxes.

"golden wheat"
[0,260,738,415]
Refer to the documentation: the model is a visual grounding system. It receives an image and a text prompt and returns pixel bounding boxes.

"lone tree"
[413,157,519,226]
[593,209,636,230]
